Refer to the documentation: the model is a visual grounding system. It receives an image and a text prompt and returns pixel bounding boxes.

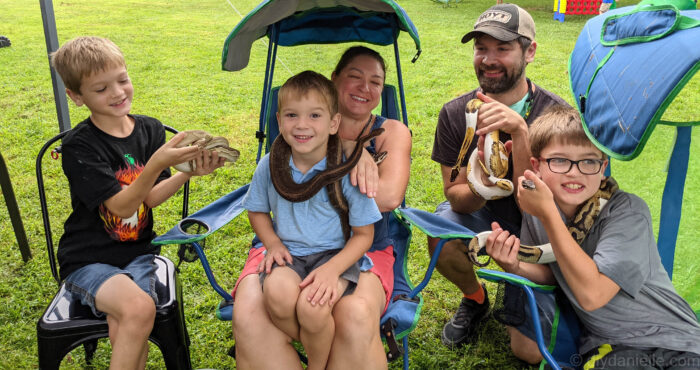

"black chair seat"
[37,256,191,369]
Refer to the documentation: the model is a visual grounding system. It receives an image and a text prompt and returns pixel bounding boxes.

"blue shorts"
[504,285,558,347]
[499,284,580,361]
[63,254,158,317]
[434,200,521,236]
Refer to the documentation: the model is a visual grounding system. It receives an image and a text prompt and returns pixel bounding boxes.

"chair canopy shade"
[569,6,700,160]
[222,0,421,71]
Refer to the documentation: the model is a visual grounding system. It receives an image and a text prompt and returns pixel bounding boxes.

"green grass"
[1,0,698,368]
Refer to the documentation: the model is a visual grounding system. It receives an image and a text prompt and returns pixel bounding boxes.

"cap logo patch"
[474,10,512,27]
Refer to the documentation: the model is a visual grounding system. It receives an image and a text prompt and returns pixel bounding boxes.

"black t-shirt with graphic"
[57,114,170,281]
[431,84,568,230]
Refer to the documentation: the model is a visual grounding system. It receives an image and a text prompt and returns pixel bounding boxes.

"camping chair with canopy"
[152,1,438,367]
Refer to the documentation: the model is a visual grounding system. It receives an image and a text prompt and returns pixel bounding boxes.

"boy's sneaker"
[0,36,10,48]
[441,285,490,347]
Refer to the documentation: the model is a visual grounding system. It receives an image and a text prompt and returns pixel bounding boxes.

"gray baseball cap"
[461,4,536,43]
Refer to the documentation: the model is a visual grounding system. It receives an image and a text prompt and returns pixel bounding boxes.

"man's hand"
[476,135,513,185]
[474,92,528,137]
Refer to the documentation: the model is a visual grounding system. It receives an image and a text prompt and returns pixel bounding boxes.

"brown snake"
[173,130,240,172]
[270,123,385,241]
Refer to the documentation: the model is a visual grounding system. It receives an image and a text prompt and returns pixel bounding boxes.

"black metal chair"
[36,126,192,369]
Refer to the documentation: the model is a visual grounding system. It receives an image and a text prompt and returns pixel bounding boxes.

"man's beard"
[477,57,526,94]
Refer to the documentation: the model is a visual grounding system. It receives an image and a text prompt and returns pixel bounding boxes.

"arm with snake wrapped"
[465,178,558,267]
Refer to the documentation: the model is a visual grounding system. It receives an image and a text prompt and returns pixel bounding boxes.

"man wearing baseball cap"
[429,3,569,362]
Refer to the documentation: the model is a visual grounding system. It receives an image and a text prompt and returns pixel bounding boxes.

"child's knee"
[263,283,298,320]
[124,293,156,325]
[296,298,332,332]
[507,326,542,364]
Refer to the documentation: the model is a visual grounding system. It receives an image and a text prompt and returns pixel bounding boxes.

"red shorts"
[231,245,395,313]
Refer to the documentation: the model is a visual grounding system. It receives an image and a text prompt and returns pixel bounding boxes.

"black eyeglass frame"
[539,157,606,175]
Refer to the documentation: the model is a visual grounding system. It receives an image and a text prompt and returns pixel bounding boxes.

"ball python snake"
[450,99,514,200]
[269,119,386,241]
[466,177,619,266]
[173,130,240,172]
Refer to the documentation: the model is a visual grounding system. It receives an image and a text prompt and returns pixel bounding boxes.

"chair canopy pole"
[39,0,71,132]
[256,26,278,163]
[393,41,408,125]
[657,126,692,279]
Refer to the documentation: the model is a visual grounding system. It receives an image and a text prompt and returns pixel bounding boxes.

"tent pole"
[40,0,71,132]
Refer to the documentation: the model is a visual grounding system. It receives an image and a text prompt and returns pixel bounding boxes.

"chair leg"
[150,306,191,370]
[84,339,98,364]
[38,334,104,370]
[37,337,62,370]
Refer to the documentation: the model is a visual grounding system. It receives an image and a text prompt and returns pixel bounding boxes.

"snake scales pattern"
[466,178,618,266]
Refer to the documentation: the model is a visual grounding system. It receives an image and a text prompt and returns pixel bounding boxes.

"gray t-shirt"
[521,190,700,355]
[432,83,567,229]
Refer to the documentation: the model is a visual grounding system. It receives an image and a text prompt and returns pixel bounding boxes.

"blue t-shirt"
[243,154,382,258]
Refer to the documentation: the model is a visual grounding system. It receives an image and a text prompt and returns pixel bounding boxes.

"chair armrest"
[476,269,556,293]
[394,207,475,240]
[153,183,250,246]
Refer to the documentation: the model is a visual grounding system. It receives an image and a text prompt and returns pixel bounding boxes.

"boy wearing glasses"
[486,106,700,368]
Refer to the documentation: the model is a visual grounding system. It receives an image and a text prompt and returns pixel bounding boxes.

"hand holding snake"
[515,170,558,221]
[450,98,514,200]
[484,222,527,273]
[172,130,240,173]
[466,174,618,267]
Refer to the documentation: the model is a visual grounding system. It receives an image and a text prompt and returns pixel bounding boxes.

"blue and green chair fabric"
[569,0,700,283]
[154,1,428,367]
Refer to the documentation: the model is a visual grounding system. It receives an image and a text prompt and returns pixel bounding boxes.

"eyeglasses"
[540,157,605,175]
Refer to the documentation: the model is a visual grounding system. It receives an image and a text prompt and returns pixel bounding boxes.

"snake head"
[465,99,484,114]
[373,151,388,165]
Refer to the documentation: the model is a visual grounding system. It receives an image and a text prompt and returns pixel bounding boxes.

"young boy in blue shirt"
[242,70,381,370]
[485,105,700,367]
[51,36,225,369]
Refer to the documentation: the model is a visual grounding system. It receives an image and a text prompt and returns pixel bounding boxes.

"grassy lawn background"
[1,0,698,368]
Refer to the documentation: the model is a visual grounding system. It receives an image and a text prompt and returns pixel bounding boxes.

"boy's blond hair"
[529,105,604,158]
[50,36,125,93]
[278,70,339,116]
